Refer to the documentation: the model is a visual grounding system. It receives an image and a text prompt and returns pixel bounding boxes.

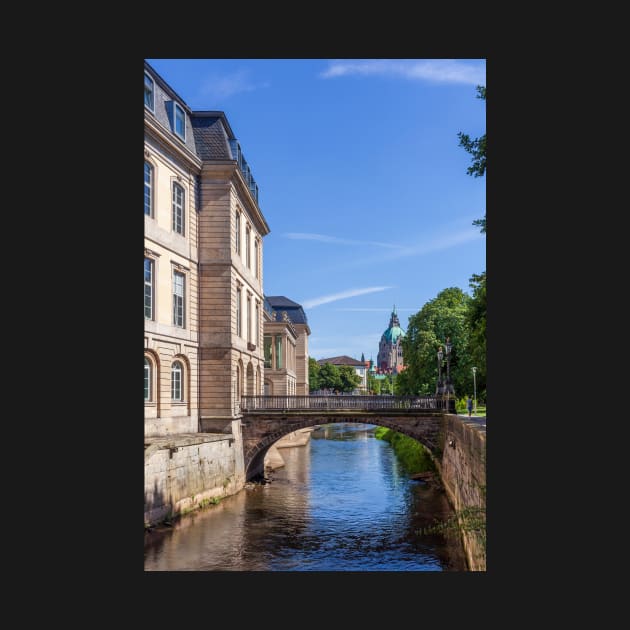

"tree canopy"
[398,287,473,396]
[457,85,486,233]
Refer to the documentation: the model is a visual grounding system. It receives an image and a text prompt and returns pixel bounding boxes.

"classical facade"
[377,307,405,374]
[144,65,202,436]
[262,296,311,395]
[144,61,270,437]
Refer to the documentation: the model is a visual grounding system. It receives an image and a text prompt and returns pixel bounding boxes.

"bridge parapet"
[241,395,454,413]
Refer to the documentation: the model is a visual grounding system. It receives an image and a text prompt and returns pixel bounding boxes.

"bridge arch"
[242,413,443,481]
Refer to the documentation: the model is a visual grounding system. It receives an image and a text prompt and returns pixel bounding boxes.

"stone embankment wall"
[438,415,486,571]
[440,415,486,571]
[144,421,245,526]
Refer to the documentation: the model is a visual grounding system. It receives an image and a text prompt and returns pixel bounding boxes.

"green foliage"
[367,371,382,394]
[399,287,473,397]
[374,427,435,474]
[458,84,486,233]
[466,271,486,400]
[338,365,362,392]
[318,362,342,391]
[373,426,389,439]
[417,505,486,550]
[309,357,321,392]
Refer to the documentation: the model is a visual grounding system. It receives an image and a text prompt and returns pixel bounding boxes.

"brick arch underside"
[243,415,442,480]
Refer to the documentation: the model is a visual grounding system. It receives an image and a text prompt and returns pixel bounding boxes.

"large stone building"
[144,65,202,436]
[144,61,269,439]
[377,307,405,374]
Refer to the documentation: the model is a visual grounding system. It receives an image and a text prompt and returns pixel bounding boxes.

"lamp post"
[472,366,477,415]
[445,336,453,412]
[436,346,443,396]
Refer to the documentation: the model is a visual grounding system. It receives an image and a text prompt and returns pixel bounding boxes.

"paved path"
[457,414,486,433]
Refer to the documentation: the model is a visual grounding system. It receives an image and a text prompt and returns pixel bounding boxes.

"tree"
[399,287,472,397]
[338,365,362,392]
[466,271,486,401]
[457,85,486,233]
[308,357,321,392]
[318,363,342,391]
[367,371,381,394]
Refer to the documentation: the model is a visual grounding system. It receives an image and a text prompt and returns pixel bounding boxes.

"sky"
[146,58,486,362]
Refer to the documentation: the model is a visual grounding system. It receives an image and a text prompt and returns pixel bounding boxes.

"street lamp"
[436,346,443,396]
[472,366,477,415]
[445,336,453,412]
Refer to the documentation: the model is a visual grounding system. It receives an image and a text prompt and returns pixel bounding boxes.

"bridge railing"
[240,395,447,411]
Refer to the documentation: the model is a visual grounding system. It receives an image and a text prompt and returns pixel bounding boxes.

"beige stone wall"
[439,415,486,571]
[144,427,245,526]
[262,321,297,395]
[144,133,200,437]
[197,164,268,419]
[294,323,310,395]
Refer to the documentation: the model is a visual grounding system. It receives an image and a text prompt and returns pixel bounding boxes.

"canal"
[144,423,467,571]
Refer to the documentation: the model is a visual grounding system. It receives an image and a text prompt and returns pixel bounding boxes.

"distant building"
[317,355,367,392]
[263,296,311,395]
[377,306,405,374]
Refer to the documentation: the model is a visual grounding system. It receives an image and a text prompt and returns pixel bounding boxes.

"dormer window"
[174,103,186,140]
[144,73,154,111]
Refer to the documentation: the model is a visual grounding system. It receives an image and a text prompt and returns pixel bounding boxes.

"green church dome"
[381,306,405,344]
[382,326,404,344]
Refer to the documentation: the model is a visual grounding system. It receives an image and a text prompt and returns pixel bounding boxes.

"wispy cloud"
[343,227,484,269]
[284,232,399,249]
[196,70,270,102]
[320,59,485,85]
[302,286,394,309]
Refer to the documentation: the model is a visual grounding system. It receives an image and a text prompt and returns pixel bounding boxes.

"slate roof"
[144,61,198,157]
[265,296,309,325]
[191,114,234,160]
[317,355,365,367]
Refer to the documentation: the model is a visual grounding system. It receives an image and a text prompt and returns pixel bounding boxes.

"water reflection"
[144,423,467,571]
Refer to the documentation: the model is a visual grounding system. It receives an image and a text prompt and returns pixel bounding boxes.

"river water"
[144,423,467,571]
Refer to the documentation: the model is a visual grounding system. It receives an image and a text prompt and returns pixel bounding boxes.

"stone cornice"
[145,114,202,171]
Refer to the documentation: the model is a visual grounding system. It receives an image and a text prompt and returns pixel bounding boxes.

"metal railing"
[240,395,447,412]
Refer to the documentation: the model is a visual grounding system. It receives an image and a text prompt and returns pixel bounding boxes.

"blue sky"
[146,59,486,362]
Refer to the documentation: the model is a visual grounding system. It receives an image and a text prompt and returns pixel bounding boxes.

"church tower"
[377,306,405,373]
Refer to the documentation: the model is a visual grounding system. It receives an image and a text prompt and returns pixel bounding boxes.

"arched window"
[144,162,153,217]
[172,182,185,235]
[144,357,151,401]
[171,361,183,401]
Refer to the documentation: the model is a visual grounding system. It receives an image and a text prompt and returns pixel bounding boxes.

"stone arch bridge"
[240,395,455,480]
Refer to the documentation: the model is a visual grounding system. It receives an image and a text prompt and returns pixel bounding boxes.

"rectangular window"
[254,240,259,279]
[173,271,185,327]
[255,303,260,346]
[144,162,152,216]
[264,336,272,368]
[144,258,153,320]
[236,288,242,337]
[235,211,241,255]
[275,335,283,370]
[172,183,184,235]
[174,103,186,139]
[246,227,251,269]
[144,73,154,111]
[247,294,252,343]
